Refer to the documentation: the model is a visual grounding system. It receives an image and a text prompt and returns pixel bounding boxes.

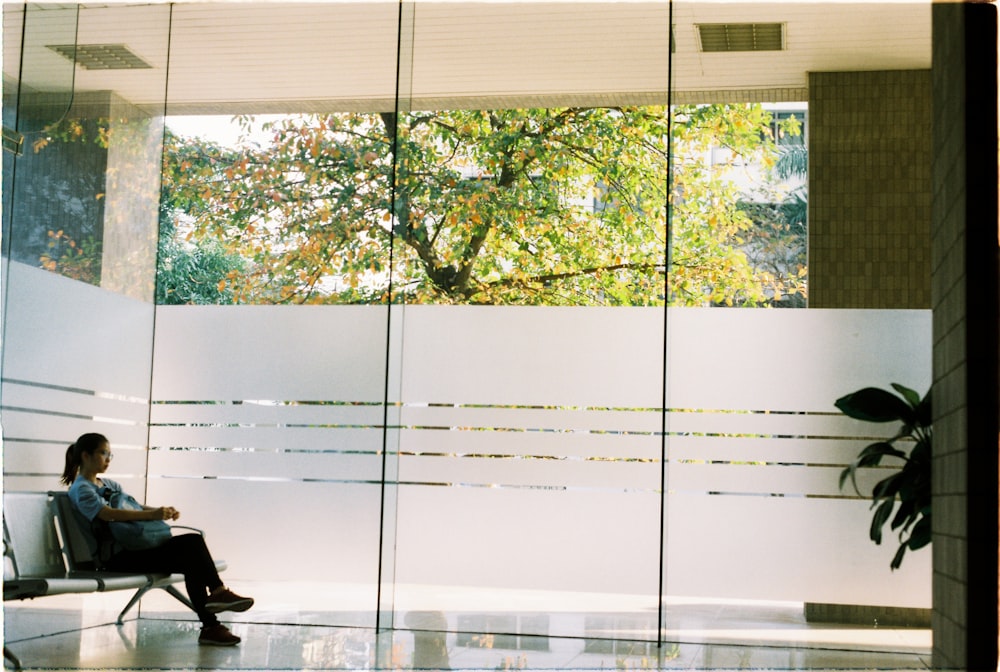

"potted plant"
[836,383,931,570]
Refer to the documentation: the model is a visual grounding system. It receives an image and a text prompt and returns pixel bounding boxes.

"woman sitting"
[61,432,253,646]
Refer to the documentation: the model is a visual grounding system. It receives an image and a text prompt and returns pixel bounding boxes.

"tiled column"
[930,2,998,669]
[808,69,932,309]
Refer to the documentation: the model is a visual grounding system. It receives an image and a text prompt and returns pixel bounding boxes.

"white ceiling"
[4,1,931,114]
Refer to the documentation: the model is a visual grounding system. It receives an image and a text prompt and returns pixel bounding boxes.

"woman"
[61,432,253,646]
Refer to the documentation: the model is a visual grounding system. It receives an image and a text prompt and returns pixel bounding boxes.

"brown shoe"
[206,587,254,614]
[199,623,241,646]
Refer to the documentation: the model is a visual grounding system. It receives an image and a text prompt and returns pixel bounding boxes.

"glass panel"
[155,1,403,631]
[5,5,164,302]
[2,4,77,271]
[1,2,170,641]
[2,2,168,487]
[389,2,672,648]
[663,0,932,647]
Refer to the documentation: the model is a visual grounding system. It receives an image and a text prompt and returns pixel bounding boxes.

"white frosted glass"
[3,262,154,397]
[147,449,382,482]
[1,264,155,489]
[401,427,661,461]
[666,411,885,436]
[394,485,661,597]
[668,463,884,497]
[400,406,661,433]
[665,308,931,411]
[668,435,879,464]
[398,306,664,407]
[144,304,930,611]
[145,479,383,584]
[2,382,149,425]
[1,408,148,449]
[663,494,931,608]
[399,454,659,490]
[1,445,69,477]
[151,305,389,401]
[150,402,384,426]
[148,426,384,453]
[2,476,60,493]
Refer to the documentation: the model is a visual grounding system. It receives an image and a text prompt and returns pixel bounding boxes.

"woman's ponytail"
[60,443,80,486]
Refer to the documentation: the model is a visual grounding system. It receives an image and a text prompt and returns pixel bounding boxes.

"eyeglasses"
[96,450,114,460]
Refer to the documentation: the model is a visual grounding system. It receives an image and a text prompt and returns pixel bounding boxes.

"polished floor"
[3,584,932,671]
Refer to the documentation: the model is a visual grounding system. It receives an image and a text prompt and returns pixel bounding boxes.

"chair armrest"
[168,525,205,536]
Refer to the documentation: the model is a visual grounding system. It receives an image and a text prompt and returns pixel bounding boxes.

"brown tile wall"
[808,70,932,309]
[930,3,998,670]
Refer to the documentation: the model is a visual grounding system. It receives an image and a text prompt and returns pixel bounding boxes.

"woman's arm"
[96,505,180,522]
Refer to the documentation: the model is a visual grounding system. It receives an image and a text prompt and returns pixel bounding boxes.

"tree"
[160,104,805,306]
[156,132,251,305]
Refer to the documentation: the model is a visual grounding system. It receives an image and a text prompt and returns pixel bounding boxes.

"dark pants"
[105,533,223,626]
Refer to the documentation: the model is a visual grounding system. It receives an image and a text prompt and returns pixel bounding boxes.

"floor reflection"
[3,588,932,671]
[3,611,931,671]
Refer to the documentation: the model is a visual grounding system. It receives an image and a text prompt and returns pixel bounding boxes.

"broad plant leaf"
[835,383,931,571]
[835,387,915,424]
[870,499,895,544]
[890,383,921,409]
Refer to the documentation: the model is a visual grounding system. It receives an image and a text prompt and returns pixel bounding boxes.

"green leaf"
[872,473,905,500]
[856,441,907,466]
[890,383,921,409]
[890,543,908,571]
[870,499,895,544]
[890,499,916,531]
[835,387,915,423]
[907,515,931,550]
[838,465,854,492]
[915,389,932,428]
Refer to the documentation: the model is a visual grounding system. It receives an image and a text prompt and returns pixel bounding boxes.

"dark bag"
[106,491,172,551]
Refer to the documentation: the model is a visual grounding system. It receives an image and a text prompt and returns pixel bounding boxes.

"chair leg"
[116,583,197,625]
[161,584,195,612]
[116,585,153,625]
[4,645,22,670]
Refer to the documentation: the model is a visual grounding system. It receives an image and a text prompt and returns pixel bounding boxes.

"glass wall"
[2,2,171,638]
[2,2,170,490]
[149,2,406,631]
[3,0,933,662]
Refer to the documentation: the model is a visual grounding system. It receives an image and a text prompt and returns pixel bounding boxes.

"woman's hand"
[153,506,180,521]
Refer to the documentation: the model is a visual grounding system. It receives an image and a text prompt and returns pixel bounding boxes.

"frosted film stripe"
[148,449,382,481]
[3,262,155,396]
[146,479,383,584]
[151,305,389,401]
[146,305,930,607]
[663,494,931,607]
[393,485,661,596]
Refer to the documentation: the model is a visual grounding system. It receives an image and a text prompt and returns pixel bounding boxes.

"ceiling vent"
[47,44,152,70]
[697,23,784,52]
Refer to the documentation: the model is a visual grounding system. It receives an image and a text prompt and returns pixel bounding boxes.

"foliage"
[736,199,807,307]
[161,104,807,306]
[733,135,808,307]
[157,140,251,305]
[155,227,248,305]
[836,383,931,570]
[39,229,102,284]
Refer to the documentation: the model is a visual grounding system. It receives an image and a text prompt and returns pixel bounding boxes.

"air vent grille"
[47,44,152,70]
[697,23,784,52]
